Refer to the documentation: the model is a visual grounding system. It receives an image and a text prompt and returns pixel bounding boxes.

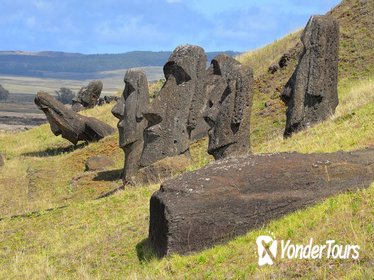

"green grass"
[0,0,374,278]
[0,182,372,279]
[0,75,372,278]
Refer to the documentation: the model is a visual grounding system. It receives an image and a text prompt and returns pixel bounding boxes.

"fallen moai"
[149,148,374,257]
[112,70,150,185]
[281,15,339,137]
[35,91,115,145]
[140,45,207,167]
[203,54,254,160]
[72,80,103,112]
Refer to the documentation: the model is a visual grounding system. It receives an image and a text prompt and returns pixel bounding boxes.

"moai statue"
[281,15,339,138]
[72,80,103,111]
[140,45,207,167]
[112,70,149,185]
[35,91,115,144]
[203,54,253,160]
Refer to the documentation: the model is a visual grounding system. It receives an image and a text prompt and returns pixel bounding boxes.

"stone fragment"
[203,54,254,160]
[279,53,291,68]
[281,15,339,137]
[268,64,279,74]
[35,91,115,145]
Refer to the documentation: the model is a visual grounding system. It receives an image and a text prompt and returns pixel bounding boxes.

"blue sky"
[1,0,341,54]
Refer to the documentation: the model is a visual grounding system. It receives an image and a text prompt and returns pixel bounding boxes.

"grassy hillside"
[0,0,373,278]
[237,0,374,147]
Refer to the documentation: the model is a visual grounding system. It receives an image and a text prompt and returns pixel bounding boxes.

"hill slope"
[0,0,373,278]
[237,0,374,148]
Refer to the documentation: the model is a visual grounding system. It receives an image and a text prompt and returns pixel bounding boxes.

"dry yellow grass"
[236,30,301,76]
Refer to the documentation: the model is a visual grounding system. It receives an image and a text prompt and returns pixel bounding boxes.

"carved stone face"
[112,70,149,149]
[204,76,235,157]
[203,54,253,160]
[140,45,207,167]
[281,15,339,138]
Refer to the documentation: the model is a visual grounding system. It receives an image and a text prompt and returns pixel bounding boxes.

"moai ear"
[135,89,145,121]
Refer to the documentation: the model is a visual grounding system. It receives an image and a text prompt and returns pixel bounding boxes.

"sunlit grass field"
[1,0,374,277]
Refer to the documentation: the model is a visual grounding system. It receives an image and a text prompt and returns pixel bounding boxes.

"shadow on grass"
[136,238,159,263]
[22,142,87,157]
[93,169,123,181]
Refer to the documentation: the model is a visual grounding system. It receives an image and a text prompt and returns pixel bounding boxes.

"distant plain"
[0,66,164,131]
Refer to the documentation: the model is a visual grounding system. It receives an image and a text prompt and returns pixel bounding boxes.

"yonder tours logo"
[256,234,360,266]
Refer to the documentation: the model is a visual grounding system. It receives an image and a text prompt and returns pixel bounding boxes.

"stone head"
[203,54,253,160]
[112,70,149,149]
[140,45,207,167]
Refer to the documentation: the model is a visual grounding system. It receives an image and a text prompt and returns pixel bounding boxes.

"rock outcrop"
[203,54,254,160]
[35,91,115,145]
[140,45,207,167]
[72,80,103,112]
[281,15,339,138]
[112,70,150,185]
[149,148,374,257]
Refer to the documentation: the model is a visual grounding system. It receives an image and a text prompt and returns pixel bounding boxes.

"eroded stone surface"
[281,15,340,137]
[140,45,207,167]
[203,54,254,160]
[35,91,115,145]
[149,148,374,257]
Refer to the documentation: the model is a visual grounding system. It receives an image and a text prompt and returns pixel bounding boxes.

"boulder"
[281,15,339,138]
[112,70,150,185]
[203,54,254,160]
[268,64,279,74]
[149,148,374,257]
[85,155,114,171]
[72,80,103,112]
[140,45,208,167]
[278,53,291,68]
[35,91,115,145]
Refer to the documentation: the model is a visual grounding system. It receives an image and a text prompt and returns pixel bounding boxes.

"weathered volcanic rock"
[149,148,374,257]
[35,91,115,145]
[72,80,103,112]
[203,54,254,160]
[140,45,207,167]
[112,70,150,185]
[281,15,339,138]
[85,155,114,171]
